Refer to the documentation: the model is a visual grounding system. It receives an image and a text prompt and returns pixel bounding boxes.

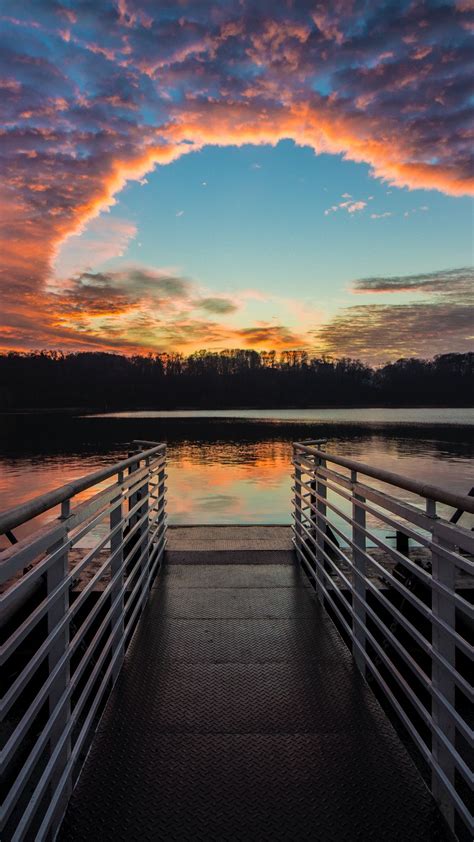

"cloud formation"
[315,266,474,362]
[237,324,306,347]
[196,297,239,315]
[0,1,473,356]
[324,198,368,215]
[352,266,473,295]
[22,265,304,353]
[315,301,473,363]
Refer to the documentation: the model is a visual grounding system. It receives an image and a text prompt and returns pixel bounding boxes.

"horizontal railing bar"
[1,497,163,702]
[1,466,164,589]
[10,604,125,841]
[143,542,165,599]
[294,516,438,689]
[297,457,354,492]
[148,514,166,547]
[295,485,474,637]
[296,479,473,618]
[0,443,165,535]
[3,507,162,784]
[294,486,437,604]
[315,462,437,532]
[34,551,156,842]
[293,457,474,563]
[435,519,474,555]
[296,468,425,553]
[294,533,473,786]
[297,459,438,534]
[35,638,123,842]
[0,535,69,606]
[3,521,157,825]
[0,524,66,586]
[361,655,474,832]
[293,476,474,611]
[2,507,142,714]
[294,445,474,514]
[293,443,473,835]
[148,530,166,573]
[64,464,153,528]
[3,578,125,828]
[3,442,167,842]
[362,646,474,827]
[2,553,127,770]
[1,490,156,662]
[68,485,149,562]
[340,602,474,827]
[292,511,473,701]
[352,481,438,533]
[132,439,166,448]
[297,521,473,747]
[66,472,152,546]
[2,520,136,714]
[349,522,474,628]
[321,476,474,575]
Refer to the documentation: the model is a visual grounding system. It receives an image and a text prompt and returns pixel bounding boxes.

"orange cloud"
[1,1,472,358]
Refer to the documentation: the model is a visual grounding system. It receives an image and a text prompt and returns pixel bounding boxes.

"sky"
[1,0,473,364]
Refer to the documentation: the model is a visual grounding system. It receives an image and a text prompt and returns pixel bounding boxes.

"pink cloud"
[54,217,137,277]
[325,198,367,215]
[0,1,472,357]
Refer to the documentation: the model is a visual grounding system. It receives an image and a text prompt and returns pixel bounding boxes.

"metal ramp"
[58,530,449,841]
[4,442,471,841]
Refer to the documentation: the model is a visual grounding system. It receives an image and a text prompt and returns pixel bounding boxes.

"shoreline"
[1,403,473,416]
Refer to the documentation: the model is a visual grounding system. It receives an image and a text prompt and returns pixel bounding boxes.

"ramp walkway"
[58,527,449,841]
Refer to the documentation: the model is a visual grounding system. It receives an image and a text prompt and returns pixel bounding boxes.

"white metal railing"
[292,440,473,840]
[0,440,167,841]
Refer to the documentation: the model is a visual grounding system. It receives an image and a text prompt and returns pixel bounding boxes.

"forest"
[0,350,472,410]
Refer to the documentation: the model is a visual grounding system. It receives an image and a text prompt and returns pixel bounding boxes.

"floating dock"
[1,441,472,841]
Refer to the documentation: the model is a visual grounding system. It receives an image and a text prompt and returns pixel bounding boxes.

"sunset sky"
[1,0,473,364]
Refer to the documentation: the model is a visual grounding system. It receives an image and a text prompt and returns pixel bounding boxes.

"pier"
[1,441,473,841]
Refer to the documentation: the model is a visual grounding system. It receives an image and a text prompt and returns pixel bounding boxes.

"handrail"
[292,441,474,838]
[2,441,167,841]
[294,442,474,514]
[0,442,165,535]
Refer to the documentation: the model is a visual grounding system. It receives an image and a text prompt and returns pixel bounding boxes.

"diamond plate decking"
[59,528,451,841]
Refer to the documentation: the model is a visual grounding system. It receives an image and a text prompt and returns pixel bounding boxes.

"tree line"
[0,350,472,409]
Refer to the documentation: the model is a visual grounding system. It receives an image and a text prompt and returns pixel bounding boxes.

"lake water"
[0,408,472,546]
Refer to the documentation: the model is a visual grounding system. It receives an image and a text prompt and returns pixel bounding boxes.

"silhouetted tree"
[0,350,471,410]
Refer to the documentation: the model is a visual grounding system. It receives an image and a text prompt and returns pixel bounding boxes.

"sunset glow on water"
[1,409,472,546]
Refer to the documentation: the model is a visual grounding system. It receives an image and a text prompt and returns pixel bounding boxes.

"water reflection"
[0,411,472,548]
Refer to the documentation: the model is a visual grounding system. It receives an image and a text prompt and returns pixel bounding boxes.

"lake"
[0,408,472,546]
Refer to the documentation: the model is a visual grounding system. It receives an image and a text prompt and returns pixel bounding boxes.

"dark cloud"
[52,267,192,316]
[237,325,305,347]
[316,265,474,362]
[315,301,474,364]
[352,267,474,296]
[195,297,238,314]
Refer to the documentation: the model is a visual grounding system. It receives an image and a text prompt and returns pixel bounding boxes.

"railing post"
[127,452,139,528]
[431,518,456,831]
[309,466,317,579]
[110,471,125,683]
[46,510,71,809]
[351,470,367,675]
[127,451,140,566]
[314,455,327,605]
[158,455,166,519]
[157,455,166,543]
[294,446,303,549]
[139,458,150,608]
